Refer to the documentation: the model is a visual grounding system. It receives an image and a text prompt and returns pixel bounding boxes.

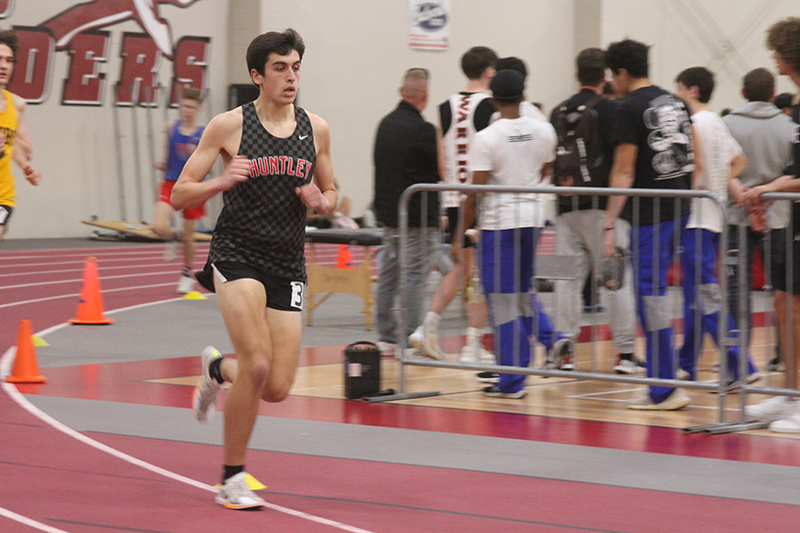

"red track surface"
[1,243,798,532]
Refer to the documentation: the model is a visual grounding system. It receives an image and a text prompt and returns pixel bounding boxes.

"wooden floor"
[153,327,796,438]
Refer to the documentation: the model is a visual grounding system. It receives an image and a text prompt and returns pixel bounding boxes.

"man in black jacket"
[373,68,443,357]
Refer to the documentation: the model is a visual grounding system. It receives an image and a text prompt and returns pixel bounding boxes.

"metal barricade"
[370,183,745,427]
[695,191,800,434]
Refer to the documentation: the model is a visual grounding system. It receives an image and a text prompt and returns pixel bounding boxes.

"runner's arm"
[297,113,337,215]
[172,111,247,210]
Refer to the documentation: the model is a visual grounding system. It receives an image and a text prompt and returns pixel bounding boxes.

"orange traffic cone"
[336,244,354,269]
[69,256,114,325]
[6,320,46,383]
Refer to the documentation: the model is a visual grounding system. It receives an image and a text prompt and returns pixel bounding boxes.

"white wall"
[5,0,798,239]
[5,0,230,240]
[255,0,577,219]
[600,0,798,111]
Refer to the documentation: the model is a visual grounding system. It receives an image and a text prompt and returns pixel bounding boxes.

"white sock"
[425,311,441,331]
[465,327,480,344]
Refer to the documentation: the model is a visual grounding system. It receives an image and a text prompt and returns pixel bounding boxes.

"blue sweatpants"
[632,217,685,404]
[480,227,563,393]
[678,228,756,381]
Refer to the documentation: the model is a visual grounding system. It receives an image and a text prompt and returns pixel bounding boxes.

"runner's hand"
[219,156,250,190]
[24,164,41,186]
[296,183,330,214]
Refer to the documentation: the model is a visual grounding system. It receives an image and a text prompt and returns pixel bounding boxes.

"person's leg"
[634,218,681,405]
[376,229,399,344]
[528,227,564,354]
[214,277,271,468]
[553,211,591,344]
[481,228,533,393]
[152,199,175,241]
[403,228,440,340]
[182,218,198,269]
[428,249,471,315]
[594,214,637,360]
[679,228,701,380]
[698,229,757,382]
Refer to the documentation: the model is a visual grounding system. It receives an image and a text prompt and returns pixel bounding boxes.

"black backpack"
[552,94,605,192]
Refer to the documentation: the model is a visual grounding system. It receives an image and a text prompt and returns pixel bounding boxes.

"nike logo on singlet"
[299,134,309,140]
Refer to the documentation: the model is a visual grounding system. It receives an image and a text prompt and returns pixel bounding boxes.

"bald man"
[373,68,443,357]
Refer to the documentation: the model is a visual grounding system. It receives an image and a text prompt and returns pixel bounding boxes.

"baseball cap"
[490,69,524,101]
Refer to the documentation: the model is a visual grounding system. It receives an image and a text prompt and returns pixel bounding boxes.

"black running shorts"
[445,207,475,249]
[196,261,305,312]
[0,205,13,227]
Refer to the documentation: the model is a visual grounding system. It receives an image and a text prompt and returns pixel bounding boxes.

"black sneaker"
[482,385,527,399]
[767,355,785,372]
[476,371,500,384]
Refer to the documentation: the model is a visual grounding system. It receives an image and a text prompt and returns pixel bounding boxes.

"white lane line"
[0,252,210,270]
[1,301,375,533]
[0,282,180,310]
[0,506,72,533]
[0,270,194,291]
[0,261,208,279]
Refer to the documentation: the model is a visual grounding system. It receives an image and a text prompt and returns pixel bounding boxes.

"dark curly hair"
[767,18,800,74]
[0,30,18,60]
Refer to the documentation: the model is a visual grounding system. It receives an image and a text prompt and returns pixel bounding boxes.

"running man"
[154,87,205,293]
[171,29,337,509]
[0,30,41,247]
[153,88,206,294]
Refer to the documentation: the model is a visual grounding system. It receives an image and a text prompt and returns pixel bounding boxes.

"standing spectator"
[409,46,497,364]
[773,92,795,116]
[551,48,639,374]
[674,67,759,387]
[724,68,795,373]
[603,39,696,410]
[373,68,442,358]
[741,17,800,431]
[460,69,572,399]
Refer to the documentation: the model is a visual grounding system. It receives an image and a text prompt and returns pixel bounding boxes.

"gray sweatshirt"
[723,101,794,229]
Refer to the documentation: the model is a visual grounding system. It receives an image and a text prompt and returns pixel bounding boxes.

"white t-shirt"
[686,110,743,233]
[469,116,557,230]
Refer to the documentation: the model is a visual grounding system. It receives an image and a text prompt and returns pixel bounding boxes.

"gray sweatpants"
[554,209,636,354]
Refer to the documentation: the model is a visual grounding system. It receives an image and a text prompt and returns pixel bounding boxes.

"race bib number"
[290,281,304,310]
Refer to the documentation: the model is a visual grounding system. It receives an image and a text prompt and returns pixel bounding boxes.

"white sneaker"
[744,396,799,421]
[376,341,397,358]
[164,240,178,262]
[675,368,690,380]
[458,344,477,364]
[480,349,496,365]
[769,413,800,433]
[408,325,443,360]
[177,274,194,294]
[193,346,222,423]
[627,388,691,410]
[614,355,645,375]
[216,472,266,510]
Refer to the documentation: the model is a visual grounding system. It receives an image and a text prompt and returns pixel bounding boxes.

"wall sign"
[409,0,449,50]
